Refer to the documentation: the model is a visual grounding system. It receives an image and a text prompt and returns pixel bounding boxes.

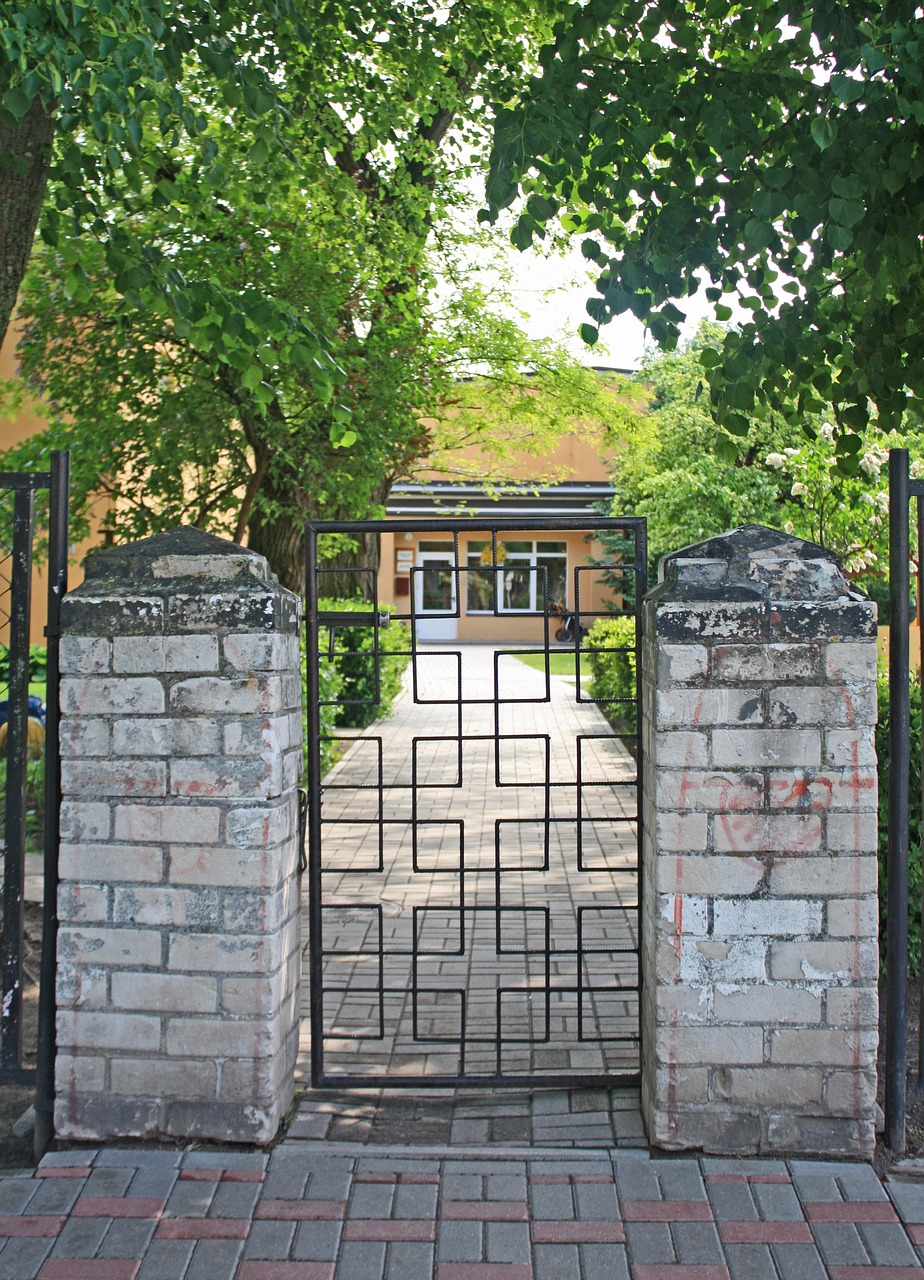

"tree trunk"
[318,531,381,601]
[247,500,307,597]
[0,98,56,351]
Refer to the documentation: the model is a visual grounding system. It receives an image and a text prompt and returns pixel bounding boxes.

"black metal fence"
[886,447,923,1153]
[304,514,646,1088]
[0,453,69,1157]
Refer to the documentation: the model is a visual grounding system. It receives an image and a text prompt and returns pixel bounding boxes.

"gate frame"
[304,513,646,1090]
[0,452,69,1157]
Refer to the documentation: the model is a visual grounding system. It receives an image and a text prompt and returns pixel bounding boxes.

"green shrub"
[0,752,46,854]
[585,614,638,735]
[877,669,923,975]
[0,642,47,689]
[300,629,344,778]
[317,598,411,730]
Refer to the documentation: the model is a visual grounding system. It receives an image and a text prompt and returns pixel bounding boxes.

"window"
[466,540,567,613]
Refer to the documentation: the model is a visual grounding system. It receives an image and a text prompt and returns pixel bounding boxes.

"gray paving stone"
[336,1239,387,1280]
[702,1159,789,1177]
[183,1152,268,1171]
[393,1183,438,1218]
[530,1184,574,1219]
[209,1181,262,1219]
[889,1181,924,1222]
[625,1220,675,1264]
[858,1220,921,1265]
[84,1167,135,1196]
[441,1173,482,1200]
[0,1236,53,1280]
[242,1219,296,1260]
[96,1150,177,1168]
[532,1091,571,1115]
[770,1241,829,1280]
[581,1242,630,1280]
[164,1180,217,1218]
[262,1169,311,1199]
[706,1181,759,1221]
[810,1221,869,1266]
[672,1221,725,1265]
[613,1163,659,1201]
[724,1242,779,1280]
[486,1220,530,1263]
[307,1171,353,1200]
[574,1182,618,1220]
[0,1176,39,1213]
[436,1219,482,1262]
[450,1120,490,1142]
[98,1216,158,1257]
[349,1181,395,1217]
[656,1161,708,1201]
[532,1242,582,1279]
[41,1149,98,1167]
[50,1214,111,1257]
[835,1164,889,1201]
[385,1240,435,1279]
[752,1181,803,1221]
[128,1167,180,1199]
[27,1178,83,1213]
[292,1219,344,1262]
[787,1171,842,1202]
[136,1238,196,1280]
[186,1237,244,1279]
[485,1173,527,1200]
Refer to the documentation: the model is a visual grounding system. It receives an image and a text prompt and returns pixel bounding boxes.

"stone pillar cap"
[653,524,861,603]
[79,527,277,590]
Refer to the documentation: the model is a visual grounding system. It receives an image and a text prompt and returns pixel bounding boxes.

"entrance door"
[414,553,457,641]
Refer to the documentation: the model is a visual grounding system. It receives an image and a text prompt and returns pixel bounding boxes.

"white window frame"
[465,540,567,614]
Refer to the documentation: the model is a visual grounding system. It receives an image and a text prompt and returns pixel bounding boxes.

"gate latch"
[319,609,390,659]
[297,787,308,875]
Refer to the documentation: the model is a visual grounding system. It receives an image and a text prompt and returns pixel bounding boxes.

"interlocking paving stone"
[623,1199,714,1221]
[719,1221,813,1244]
[752,1182,804,1221]
[811,1222,870,1266]
[385,1240,436,1279]
[706,1182,760,1221]
[625,1219,676,1263]
[532,1242,582,1279]
[674,1221,727,1265]
[857,1222,922,1267]
[770,1241,830,1280]
[241,1220,297,1260]
[890,1183,924,1224]
[134,1238,195,1280]
[723,1241,779,1280]
[37,1261,142,1279]
[97,1218,158,1259]
[291,1220,344,1261]
[0,1236,53,1280]
[805,1200,899,1222]
[183,1237,243,1279]
[582,1241,631,1279]
[335,1239,387,1280]
[485,1221,531,1263]
[237,1265,334,1280]
[435,1219,483,1262]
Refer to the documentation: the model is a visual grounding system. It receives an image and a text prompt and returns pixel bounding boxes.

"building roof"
[386,481,617,519]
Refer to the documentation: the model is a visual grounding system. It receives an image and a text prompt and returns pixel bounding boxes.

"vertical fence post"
[887,447,910,1152]
[1,487,34,1079]
[34,450,69,1160]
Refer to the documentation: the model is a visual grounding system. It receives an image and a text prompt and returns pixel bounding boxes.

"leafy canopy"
[485,1,924,464]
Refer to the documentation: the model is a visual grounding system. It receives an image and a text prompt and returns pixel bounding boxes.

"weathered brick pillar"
[640,525,878,1156]
[55,527,303,1143]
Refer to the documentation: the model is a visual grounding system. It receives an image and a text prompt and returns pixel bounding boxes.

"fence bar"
[34,451,69,1159]
[1,487,35,1083]
[887,447,910,1151]
[304,524,325,1086]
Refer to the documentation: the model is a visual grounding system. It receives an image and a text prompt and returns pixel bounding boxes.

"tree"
[5,0,638,594]
[601,324,924,594]
[0,1,343,395]
[485,2,924,466]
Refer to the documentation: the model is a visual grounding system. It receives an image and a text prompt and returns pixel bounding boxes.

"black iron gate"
[0,453,69,1155]
[304,515,646,1088]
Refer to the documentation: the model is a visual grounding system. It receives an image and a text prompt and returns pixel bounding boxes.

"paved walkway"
[1,1143,924,1278]
[298,644,638,1085]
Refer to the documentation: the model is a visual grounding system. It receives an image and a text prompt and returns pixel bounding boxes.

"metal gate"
[304,515,646,1089]
[0,453,69,1155]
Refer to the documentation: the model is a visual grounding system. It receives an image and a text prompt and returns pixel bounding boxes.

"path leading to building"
[2,1143,924,1279]
[295,645,639,1146]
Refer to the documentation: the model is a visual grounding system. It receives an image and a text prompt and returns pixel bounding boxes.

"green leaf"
[810,117,837,151]
[829,196,865,228]
[714,303,733,322]
[579,323,599,346]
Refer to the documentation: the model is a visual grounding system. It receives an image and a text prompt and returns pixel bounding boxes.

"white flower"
[877,491,890,512]
[859,492,876,505]
[784,521,795,534]
[784,447,800,456]
[791,482,808,497]
[859,453,881,477]
[912,460,924,479]
[819,422,835,442]
[765,452,787,469]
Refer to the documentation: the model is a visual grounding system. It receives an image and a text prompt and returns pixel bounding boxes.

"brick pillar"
[640,525,879,1157]
[55,527,303,1144]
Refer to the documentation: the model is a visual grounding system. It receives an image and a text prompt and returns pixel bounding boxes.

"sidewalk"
[1,1139,923,1279]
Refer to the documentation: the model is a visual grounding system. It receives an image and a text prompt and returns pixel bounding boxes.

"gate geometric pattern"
[304,516,646,1088]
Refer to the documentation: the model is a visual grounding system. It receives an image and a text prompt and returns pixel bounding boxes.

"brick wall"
[640,525,879,1156]
[55,528,303,1144]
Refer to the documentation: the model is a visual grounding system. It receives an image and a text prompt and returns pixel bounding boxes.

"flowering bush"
[760,426,922,580]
